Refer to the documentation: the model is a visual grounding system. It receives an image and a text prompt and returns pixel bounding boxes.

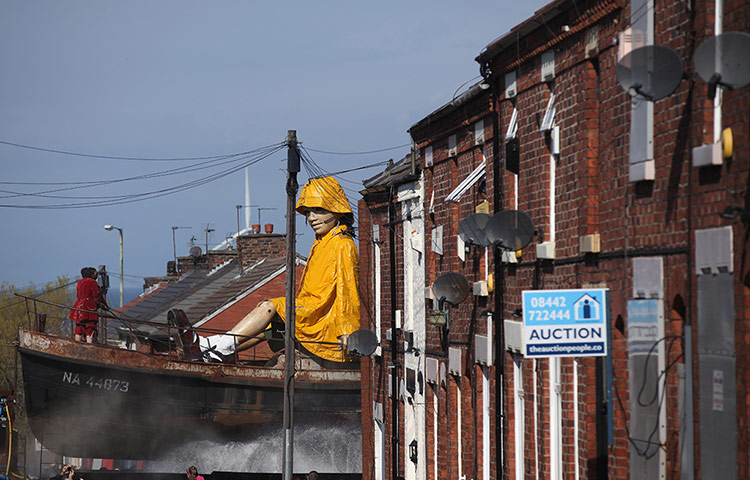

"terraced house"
[358,0,750,478]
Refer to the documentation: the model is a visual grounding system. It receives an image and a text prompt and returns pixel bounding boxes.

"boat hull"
[18,330,361,459]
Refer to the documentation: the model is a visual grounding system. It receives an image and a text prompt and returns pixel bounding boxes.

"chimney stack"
[237,231,286,268]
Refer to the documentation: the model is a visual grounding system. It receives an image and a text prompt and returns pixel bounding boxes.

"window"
[448,134,457,157]
[505,107,518,140]
[446,153,486,202]
[541,50,555,81]
[425,145,433,167]
[505,71,517,98]
[474,120,485,145]
[540,93,556,131]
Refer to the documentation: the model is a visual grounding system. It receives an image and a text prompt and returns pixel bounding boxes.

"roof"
[408,82,490,135]
[116,265,221,326]
[108,253,308,338]
[155,259,241,322]
[115,282,169,315]
[475,0,562,64]
[361,154,420,193]
[195,257,307,362]
[187,256,288,326]
[475,0,620,69]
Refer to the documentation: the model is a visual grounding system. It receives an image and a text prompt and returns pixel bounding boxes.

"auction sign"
[522,288,609,358]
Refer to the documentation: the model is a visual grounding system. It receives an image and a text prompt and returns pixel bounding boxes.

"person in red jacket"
[70,267,107,343]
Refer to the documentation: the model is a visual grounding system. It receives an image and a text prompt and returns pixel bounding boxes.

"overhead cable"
[0,145,285,209]
[0,139,260,162]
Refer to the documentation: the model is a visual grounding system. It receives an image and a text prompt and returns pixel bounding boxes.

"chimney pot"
[251,224,261,234]
[264,223,274,234]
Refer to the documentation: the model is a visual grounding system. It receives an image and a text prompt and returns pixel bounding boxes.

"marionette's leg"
[235,335,265,352]
[199,301,276,360]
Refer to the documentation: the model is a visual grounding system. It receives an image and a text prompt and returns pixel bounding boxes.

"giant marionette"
[199,176,360,363]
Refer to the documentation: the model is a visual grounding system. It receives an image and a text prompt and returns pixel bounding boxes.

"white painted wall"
[398,177,426,479]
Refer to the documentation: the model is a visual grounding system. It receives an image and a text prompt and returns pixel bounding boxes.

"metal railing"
[14,293,280,364]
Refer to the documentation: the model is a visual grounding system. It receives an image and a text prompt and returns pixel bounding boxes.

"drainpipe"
[411,139,416,176]
[389,184,400,480]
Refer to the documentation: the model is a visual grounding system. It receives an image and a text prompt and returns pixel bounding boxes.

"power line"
[324,160,393,176]
[304,143,410,156]
[0,144,283,199]
[0,139,259,162]
[0,145,285,209]
[298,148,363,220]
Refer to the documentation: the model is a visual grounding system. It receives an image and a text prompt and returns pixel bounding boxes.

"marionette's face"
[304,207,340,236]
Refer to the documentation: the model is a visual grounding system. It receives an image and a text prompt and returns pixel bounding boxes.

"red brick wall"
[237,233,286,267]
[360,0,750,478]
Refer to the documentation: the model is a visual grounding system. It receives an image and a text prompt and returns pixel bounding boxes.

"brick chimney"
[237,231,286,268]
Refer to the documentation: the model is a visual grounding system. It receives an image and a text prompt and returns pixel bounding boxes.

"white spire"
[244,167,251,229]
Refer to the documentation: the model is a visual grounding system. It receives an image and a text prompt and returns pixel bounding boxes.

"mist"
[144,415,361,474]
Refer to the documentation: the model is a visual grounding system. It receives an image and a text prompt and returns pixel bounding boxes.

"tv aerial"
[430,272,471,330]
[616,45,683,101]
[486,210,535,251]
[458,213,492,250]
[694,31,750,99]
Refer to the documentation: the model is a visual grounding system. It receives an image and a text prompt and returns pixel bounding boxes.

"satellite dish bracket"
[436,295,447,312]
[630,83,654,102]
[707,73,734,100]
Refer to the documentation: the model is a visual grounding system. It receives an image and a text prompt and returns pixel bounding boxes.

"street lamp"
[104,224,124,308]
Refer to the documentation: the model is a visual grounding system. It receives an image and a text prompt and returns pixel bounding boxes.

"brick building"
[359,0,749,478]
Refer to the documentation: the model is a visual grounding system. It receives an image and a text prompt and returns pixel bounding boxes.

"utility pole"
[282,130,299,480]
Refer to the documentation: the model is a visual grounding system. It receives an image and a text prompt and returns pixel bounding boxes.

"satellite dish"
[345,329,379,356]
[458,213,491,247]
[486,210,535,251]
[695,31,750,98]
[432,273,470,306]
[189,246,202,258]
[616,45,683,101]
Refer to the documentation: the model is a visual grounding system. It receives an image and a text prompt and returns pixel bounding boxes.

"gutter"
[408,83,490,137]
[475,0,621,70]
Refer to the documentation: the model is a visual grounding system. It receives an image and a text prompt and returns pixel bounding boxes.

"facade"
[359,0,749,479]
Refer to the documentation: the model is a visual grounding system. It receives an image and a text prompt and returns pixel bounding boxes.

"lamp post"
[104,224,124,308]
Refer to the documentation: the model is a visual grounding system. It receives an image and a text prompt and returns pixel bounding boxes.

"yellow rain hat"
[296,176,352,215]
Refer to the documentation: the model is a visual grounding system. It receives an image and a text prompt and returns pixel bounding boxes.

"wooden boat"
[17,328,361,459]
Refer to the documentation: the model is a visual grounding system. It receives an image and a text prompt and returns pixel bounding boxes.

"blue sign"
[522,288,609,358]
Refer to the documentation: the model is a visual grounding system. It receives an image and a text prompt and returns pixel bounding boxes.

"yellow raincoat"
[269,177,360,362]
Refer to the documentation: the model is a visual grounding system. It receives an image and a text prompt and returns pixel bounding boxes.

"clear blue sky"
[1,1,549,299]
